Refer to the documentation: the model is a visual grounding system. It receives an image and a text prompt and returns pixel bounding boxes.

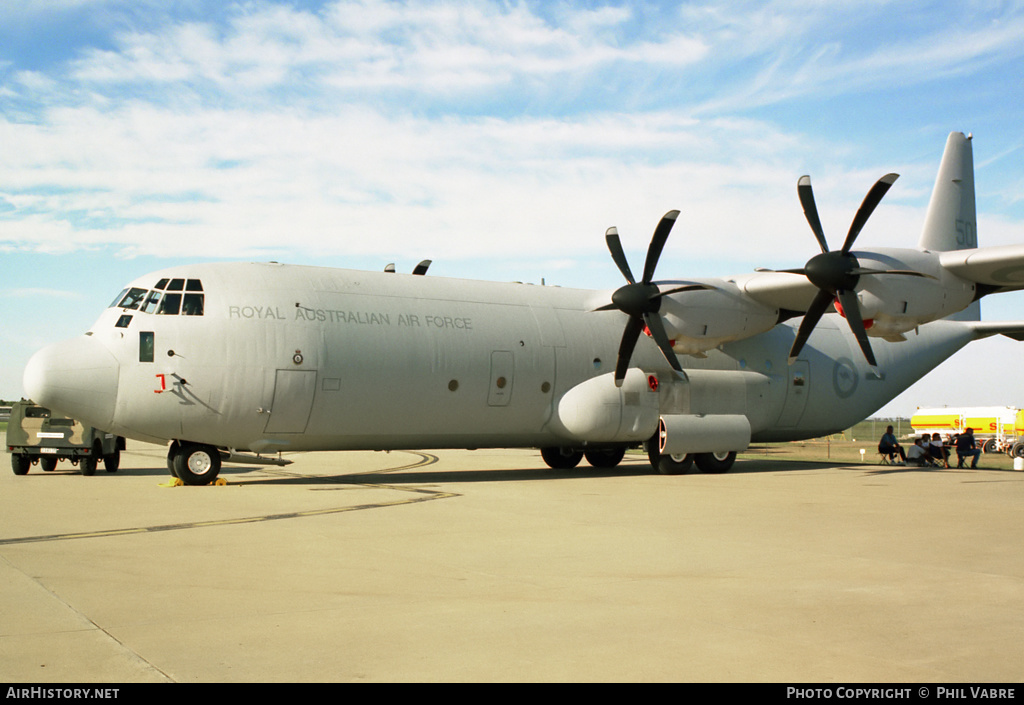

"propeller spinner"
[786,173,900,368]
[595,210,708,387]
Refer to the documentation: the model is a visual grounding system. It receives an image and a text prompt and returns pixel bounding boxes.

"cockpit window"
[111,279,204,322]
[109,288,129,308]
[116,288,148,311]
[182,293,204,315]
[157,293,181,315]
[141,290,162,313]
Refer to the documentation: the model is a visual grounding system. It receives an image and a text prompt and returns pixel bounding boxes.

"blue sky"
[2,0,1023,418]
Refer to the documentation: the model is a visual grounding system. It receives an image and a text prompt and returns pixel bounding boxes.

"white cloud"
[3,0,1024,403]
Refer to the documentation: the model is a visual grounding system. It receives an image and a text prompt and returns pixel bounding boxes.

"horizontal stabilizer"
[940,244,1024,291]
[968,321,1024,342]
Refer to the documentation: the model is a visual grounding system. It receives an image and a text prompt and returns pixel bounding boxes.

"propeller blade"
[644,313,683,374]
[412,259,432,275]
[789,289,834,362]
[601,210,687,384]
[836,289,877,368]
[755,267,807,275]
[797,176,829,254]
[605,227,636,285]
[841,173,898,254]
[790,172,901,368]
[614,316,645,387]
[641,211,680,284]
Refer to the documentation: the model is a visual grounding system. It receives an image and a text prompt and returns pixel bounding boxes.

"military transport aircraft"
[21,131,1024,484]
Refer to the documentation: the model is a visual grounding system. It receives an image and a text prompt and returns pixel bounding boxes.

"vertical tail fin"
[918,132,976,252]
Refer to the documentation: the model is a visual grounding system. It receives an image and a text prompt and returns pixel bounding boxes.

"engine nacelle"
[556,369,660,443]
[658,286,779,355]
[852,254,976,339]
[658,413,751,455]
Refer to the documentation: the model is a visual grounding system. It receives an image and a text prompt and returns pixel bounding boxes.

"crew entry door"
[776,360,809,428]
[264,369,317,433]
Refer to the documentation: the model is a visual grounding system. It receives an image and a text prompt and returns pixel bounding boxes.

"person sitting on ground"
[929,432,950,468]
[878,424,906,464]
[955,427,981,469]
[907,437,936,467]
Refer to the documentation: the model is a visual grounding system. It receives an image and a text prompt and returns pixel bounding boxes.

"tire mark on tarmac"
[0,451,458,546]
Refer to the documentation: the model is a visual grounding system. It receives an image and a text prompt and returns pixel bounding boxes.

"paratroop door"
[264,369,317,433]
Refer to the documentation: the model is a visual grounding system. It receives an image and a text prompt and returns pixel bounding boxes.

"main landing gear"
[167,440,223,485]
[645,435,737,475]
[540,446,626,469]
[539,443,737,474]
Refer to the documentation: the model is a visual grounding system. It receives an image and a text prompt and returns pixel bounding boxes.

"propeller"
[385,260,432,275]
[785,173,902,368]
[595,210,710,387]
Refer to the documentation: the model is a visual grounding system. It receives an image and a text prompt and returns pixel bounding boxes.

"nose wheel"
[167,441,222,485]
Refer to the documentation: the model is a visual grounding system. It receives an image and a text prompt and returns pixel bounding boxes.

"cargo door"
[264,369,317,433]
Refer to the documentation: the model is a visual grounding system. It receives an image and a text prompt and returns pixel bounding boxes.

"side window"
[139,332,155,363]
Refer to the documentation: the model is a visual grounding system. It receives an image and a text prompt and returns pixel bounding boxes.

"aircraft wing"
[940,244,1024,291]
[736,271,820,313]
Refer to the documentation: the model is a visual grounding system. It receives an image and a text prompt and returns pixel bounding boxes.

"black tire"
[584,447,626,468]
[40,457,58,472]
[103,450,120,473]
[540,446,584,469]
[694,451,737,474]
[80,455,97,476]
[167,441,180,478]
[1012,442,1024,459]
[173,442,222,485]
[982,438,997,454]
[12,454,30,476]
[646,439,693,475]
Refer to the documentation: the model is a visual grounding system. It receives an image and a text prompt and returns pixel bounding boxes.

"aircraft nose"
[23,336,119,430]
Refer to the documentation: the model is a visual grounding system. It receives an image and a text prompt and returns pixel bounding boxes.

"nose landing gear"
[167,440,223,485]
